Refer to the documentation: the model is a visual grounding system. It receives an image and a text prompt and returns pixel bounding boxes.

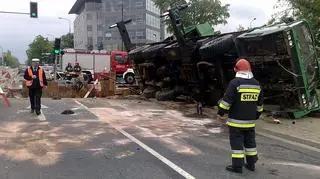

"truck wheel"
[155,89,178,101]
[124,73,135,84]
[206,89,223,106]
[83,74,89,82]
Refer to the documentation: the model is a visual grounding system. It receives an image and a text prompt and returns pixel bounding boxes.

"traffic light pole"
[54,54,58,81]
[0,2,38,18]
[0,11,29,15]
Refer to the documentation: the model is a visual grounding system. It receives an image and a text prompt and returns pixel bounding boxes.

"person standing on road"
[217,59,263,173]
[24,58,48,115]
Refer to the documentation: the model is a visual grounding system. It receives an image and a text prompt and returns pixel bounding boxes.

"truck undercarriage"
[112,4,320,118]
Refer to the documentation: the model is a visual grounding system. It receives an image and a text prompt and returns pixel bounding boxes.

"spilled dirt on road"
[0,120,118,166]
[89,99,228,156]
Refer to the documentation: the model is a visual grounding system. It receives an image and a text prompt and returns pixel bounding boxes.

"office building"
[69,0,164,51]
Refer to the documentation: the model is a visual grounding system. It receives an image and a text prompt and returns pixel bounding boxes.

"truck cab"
[111,51,131,74]
[236,20,320,118]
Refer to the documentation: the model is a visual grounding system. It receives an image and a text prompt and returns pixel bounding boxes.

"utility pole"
[121,0,124,51]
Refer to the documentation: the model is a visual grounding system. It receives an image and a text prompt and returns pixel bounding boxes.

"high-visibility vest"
[25,67,44,87]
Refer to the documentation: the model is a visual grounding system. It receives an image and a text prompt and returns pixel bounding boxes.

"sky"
[0,0,278,63]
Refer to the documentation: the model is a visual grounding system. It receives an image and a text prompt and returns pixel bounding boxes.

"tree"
[153,0,230,33]
[274,0,320,47]
[61,33,74,49]
[26,35,54,65]
[3,50,20,68]
[236,24,246,31]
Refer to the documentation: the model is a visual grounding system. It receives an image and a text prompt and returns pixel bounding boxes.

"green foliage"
[26,35,54,65]
[236,24,246,32]
[2,50,20,68]
[153,0,230,33]
[61,33,74,49]
[274,0,320,47]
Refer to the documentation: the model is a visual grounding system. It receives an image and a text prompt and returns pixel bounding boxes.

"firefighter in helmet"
[65,62,73,72]
[217,58,263,173]
[73,62,82,73]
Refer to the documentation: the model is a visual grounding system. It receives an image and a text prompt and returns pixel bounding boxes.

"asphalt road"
[0,98,319,179]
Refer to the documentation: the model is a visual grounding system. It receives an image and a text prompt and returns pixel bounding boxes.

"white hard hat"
[32,58,40,62]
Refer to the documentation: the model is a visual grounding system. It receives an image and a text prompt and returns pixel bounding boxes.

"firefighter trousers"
[229,126,258,168]
[29,88,42,112]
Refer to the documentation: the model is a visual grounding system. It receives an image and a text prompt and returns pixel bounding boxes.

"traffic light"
[54,38,61,54]
[30,2,38,18]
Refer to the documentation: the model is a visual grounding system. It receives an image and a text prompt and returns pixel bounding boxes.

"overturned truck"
[111,4,320,118]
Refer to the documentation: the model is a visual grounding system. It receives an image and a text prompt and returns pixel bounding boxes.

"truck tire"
[124,73,135,84]
[83,74,89,82]
[155,89,178,101]
[206,89,223,106]
[143,86,156,98]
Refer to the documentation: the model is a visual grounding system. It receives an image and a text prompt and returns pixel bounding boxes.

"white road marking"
[74,99,89,110]
[17,109,30,114]
[117,128,195,179]
[257,131,320,153]
[77,101,196,179]
[272,161,320,171]
[27,105,48,109]
[37,109,46,121]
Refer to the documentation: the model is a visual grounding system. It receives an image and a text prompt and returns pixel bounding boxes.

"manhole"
[61,110,75,115]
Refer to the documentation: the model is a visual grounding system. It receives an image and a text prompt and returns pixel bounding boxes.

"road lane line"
[76,100,196,179]
[74,99,89,110]
[117,128,196,179]
[257,132,320,153]
[37,109,46,121]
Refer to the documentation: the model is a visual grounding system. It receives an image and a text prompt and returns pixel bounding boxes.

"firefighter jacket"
[218,75,263,128]
[74,65,82,73]
[66,65,73,72]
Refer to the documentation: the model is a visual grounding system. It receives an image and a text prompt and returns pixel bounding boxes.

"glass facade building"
[69,0,164,51]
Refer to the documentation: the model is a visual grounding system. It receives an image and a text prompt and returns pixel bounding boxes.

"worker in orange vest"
[24,58,48,115]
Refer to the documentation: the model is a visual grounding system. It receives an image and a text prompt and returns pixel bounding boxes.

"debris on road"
[61,110,75,115]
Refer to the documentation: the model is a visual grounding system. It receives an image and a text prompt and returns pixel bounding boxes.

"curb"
[257,127,320,151]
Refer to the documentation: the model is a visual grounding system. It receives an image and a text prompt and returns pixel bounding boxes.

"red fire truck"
[61,49,134,83]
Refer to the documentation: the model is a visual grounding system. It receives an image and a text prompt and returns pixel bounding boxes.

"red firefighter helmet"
[234,59,251,72]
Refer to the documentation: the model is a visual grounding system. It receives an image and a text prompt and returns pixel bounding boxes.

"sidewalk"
[256,116,320,149]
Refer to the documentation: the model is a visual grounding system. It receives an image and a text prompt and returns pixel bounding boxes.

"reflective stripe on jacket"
[218,77,263,127]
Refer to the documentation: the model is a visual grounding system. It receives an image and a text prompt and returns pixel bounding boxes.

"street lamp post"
[58,17,71,34]
[249,18,257,29]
